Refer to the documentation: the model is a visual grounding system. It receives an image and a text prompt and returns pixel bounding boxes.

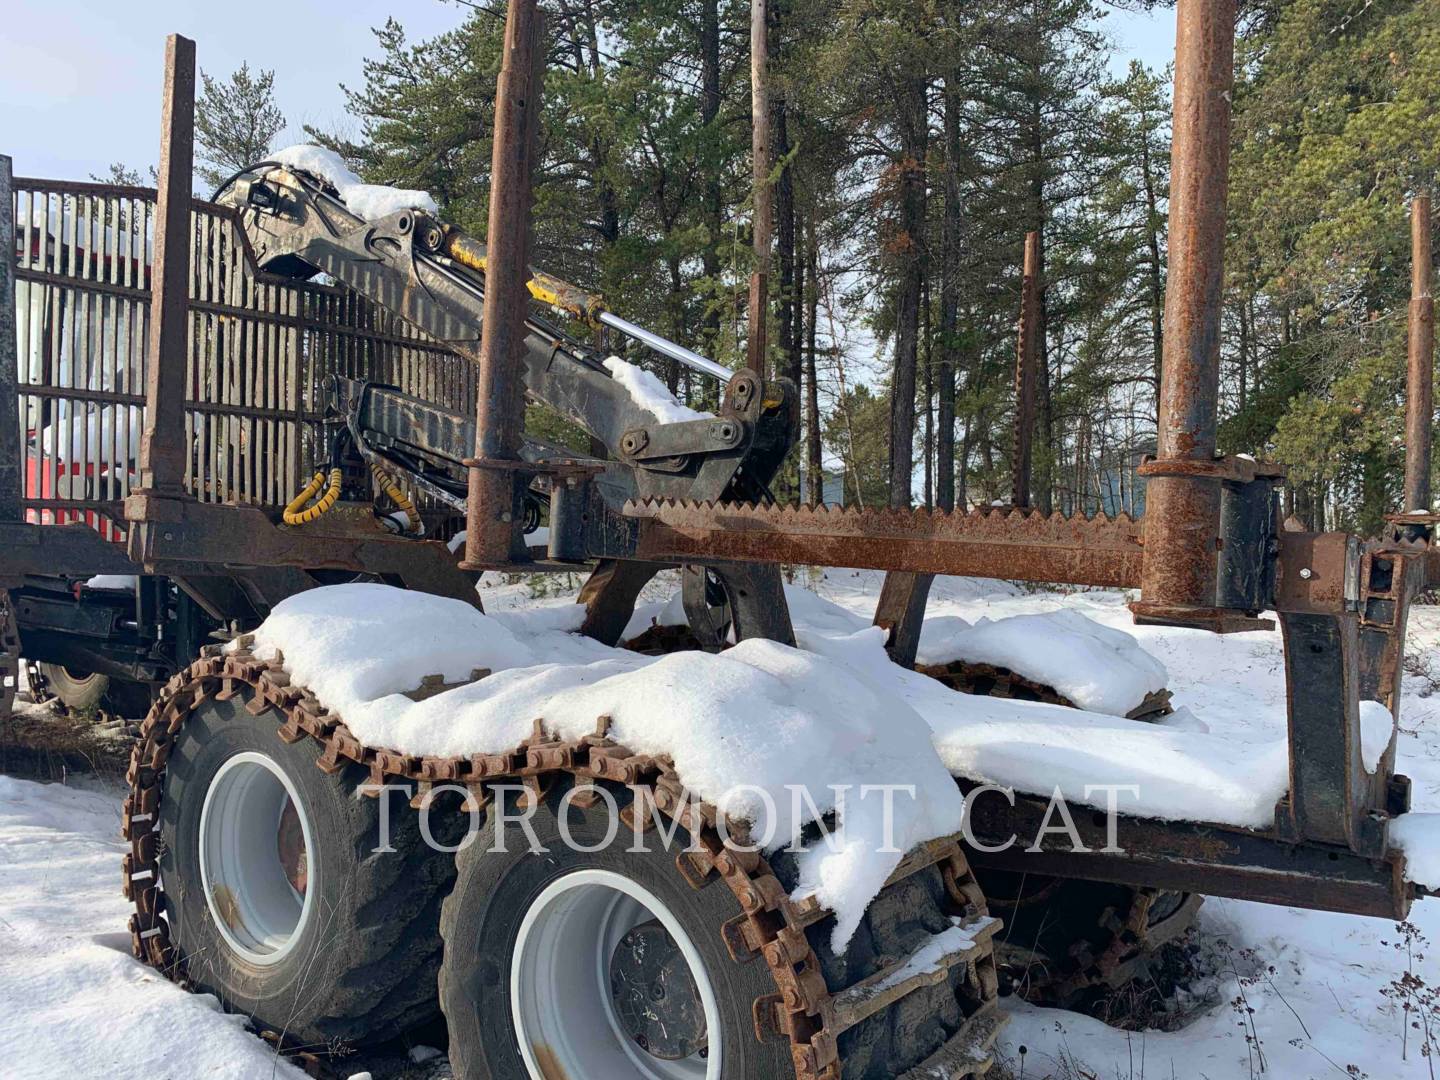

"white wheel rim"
[198,751,316,966]
[511,869,722,1080]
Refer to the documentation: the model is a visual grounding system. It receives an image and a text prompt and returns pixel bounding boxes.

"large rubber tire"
[157,691,457,1047]
[36,663,108,714]
[977,867,1198,1007]
[440,778,994,1079]
[780,853,989,1079]
[439,778,791,1079]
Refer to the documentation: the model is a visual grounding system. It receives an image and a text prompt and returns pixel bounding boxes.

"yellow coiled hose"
[370,461,421,534]
[282,467,342,526]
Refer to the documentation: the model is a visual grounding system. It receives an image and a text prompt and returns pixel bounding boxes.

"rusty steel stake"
[0,155,19,521]
[1406,194,1434,513]
[1134,0,1236,624]
[463,0,544,570]
[1012,231,1041,509]
[136,34,196,497]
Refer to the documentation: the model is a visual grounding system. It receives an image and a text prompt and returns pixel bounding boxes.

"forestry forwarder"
[103,2,1434,1078]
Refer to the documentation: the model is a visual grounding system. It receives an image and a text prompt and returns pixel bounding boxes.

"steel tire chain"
[22,660,52,706]
[916,660,1173,722]
[24,660,130,730]
[915,663,1192,1006]
[915,659,1079,709]
[121,645,1000,1080]
[1045,889,1204,1005]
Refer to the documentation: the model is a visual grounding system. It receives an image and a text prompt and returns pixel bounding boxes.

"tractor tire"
[976,867,1201,1008]
[35,663,108,714]
[156,691,458,1048]
[918,663,1198,1008]
[439,777,1001,1080]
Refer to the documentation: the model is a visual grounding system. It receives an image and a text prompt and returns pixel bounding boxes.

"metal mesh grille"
[8,178,473,538]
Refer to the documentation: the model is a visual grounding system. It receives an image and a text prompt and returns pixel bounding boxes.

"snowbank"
[915,615,973,662]
[0,776,308,1080]
[272,144,438,221]
[917,609,1168,716]
[602,356,712,424]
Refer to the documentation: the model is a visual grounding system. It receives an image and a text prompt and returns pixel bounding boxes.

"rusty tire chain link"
[23,660,134,732]
[22,660,52,706]
[1049,889,1204,1005]
[916,660,1174,722]
[992,885,1203,1007]
[123,644,1000,1080]
[914,663,1191,1004]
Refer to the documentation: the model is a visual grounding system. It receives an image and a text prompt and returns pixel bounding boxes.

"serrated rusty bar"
[624,498,1143,588]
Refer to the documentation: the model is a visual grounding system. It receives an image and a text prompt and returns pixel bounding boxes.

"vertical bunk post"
[461,0,544,570]
[0,155,19,522]
[133,33,196,504]
[1132,0,1237,629]
[1012,231,1041,510]
[1406,194,1434,514]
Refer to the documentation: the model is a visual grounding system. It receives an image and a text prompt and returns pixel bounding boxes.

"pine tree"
[194,63,286,194]
[1224,0,1440,531]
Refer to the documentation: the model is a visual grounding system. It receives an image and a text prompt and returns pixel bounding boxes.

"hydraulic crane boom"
[219,163,798,512]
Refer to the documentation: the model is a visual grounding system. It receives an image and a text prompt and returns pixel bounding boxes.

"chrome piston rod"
[597,310,733,381]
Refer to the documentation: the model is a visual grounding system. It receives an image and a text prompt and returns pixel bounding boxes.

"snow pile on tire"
[916,608,1169,716]
[242,584,963,949]
[236,582,1303,939]
[624,582,1169,717]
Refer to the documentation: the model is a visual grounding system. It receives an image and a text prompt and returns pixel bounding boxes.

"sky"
[1,0,1177,183]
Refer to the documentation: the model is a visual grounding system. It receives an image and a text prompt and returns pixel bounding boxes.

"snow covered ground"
[3,568,1439,1078]
[810,570,1440,1080]
[0,774,311,1079]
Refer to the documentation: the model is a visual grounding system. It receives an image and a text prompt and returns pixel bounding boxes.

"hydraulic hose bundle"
[282,467,342,526]
[370,460,421,534]
[282,426,421,534]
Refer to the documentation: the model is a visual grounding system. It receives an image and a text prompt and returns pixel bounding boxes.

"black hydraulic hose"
[208,161,281,204]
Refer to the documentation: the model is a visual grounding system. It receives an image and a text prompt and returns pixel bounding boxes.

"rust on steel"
[1135,0,1236,621]
[1012,231,1041,508]
[625,499,1144,587]
[463,0,545,570]
[124,645,1003,1080]
[1406,194,1434,512]
[0,155,18,521]
[135,34,196,497]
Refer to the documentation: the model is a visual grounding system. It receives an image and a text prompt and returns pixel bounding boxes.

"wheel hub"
[198,751,317,966]
[608,919,708,1060]
[276,797,308,896]
[510,869,721,1079]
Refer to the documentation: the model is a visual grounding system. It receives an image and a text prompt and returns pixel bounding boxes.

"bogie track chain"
[122,645,1001,1080]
